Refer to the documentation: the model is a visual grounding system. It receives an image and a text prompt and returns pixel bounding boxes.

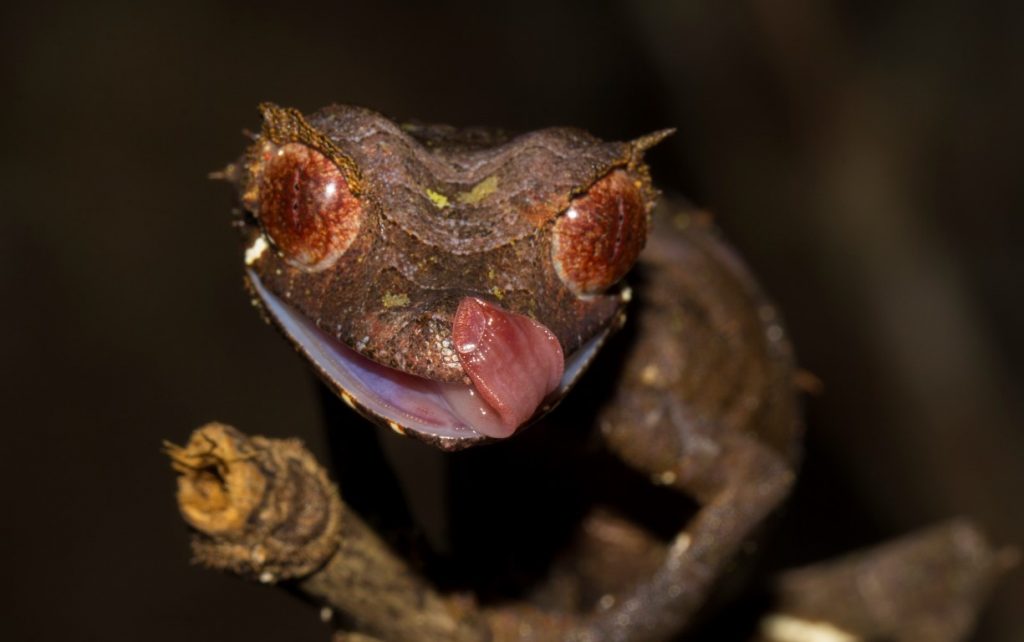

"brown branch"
[167,423,342,581]
[167,423,574,642]
[755,520,1018,642]
[167,423,491,641]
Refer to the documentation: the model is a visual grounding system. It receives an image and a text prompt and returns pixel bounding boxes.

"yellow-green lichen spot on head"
[457,175,499,205]
[425,188,449,209]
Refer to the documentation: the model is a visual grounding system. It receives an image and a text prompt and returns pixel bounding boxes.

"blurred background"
[2,1,1021,640]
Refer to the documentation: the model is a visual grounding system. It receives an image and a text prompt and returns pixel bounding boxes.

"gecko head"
[226,103,670,450]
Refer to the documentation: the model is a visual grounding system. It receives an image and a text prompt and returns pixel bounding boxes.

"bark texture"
[757,520,1017,642]
[169,423,492,641]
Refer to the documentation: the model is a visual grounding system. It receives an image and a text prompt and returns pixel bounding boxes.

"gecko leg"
[568,209,802,641]
[575,427,794,641]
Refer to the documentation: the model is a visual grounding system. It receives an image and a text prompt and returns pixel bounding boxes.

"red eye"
[257,143,362,270]
[551,169,648,295]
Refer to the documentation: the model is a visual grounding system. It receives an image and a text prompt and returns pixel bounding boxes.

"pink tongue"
[452,297,565,438]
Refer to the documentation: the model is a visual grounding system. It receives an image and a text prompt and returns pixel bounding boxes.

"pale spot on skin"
[640,364,662,385]
[643,407,663,428]
[340,392,356,409]
[667,533,692,569]
[655,470,677,486]
[319,607,333,623]
[671,533,691,555]
[760,615,861,642]
[388,421,406,435]
[258,571,276,584]
[245,235,269,265]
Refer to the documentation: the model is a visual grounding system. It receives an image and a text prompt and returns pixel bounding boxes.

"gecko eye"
[255,143,363,271]
[551,169,648,295]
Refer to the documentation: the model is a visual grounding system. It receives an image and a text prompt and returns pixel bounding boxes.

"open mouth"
[248,271,613,448]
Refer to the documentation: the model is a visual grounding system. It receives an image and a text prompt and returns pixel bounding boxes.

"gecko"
[223,103,801,641]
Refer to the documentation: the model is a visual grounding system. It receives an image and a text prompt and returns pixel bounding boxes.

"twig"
[168,423,492,641]
[756,520,1017,642]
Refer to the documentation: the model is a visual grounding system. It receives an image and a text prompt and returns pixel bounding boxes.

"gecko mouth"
[248,272,612,448]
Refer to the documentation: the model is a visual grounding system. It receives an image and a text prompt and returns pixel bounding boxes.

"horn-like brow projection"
[226,103,671,450]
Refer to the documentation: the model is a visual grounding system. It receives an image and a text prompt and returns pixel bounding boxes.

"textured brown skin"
[600,211,802,488]
[566,210,801,641]
[232,103,663,385]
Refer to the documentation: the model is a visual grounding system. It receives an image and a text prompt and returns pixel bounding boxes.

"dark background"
[3,1,1022,640]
